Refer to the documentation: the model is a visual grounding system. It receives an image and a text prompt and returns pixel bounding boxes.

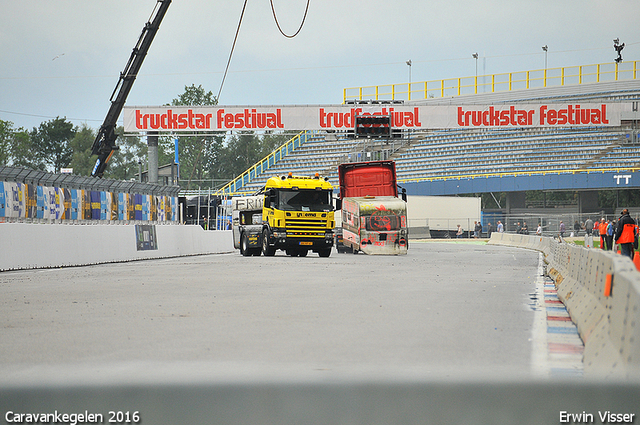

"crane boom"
[91,0,171,178]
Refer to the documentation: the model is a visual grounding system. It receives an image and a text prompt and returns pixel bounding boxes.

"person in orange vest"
[614,209,637,259]
[598,217,608,250]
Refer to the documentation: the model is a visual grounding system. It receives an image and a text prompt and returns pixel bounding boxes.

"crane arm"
[91,0,171,177]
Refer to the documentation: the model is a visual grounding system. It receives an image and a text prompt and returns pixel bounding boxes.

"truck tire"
[262,229,276,256]
[240,233,252,257]
[318,248,331,257]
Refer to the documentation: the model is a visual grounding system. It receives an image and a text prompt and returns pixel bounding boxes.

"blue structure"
[403,170,640,196]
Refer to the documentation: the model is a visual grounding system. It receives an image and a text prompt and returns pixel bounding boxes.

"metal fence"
[410,210,640,239]
[344,60,639,102]
[0,166,180,197]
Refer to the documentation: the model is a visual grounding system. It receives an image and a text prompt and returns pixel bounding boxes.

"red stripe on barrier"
[547,316,572,321]
[548,342,584,354]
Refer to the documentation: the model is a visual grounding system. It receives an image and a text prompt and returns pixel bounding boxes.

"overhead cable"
[270,0,310,38]
[217,0,249,102]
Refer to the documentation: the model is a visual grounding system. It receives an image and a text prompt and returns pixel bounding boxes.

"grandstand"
[215,62,640,197]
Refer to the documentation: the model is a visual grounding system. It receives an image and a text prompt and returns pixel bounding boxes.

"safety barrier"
[0,222,233,271]
[488,232,640,376]
[0,166,180,223]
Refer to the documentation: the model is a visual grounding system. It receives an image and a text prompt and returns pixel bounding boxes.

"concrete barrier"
[0,223,233,271]
[489,232,640,376]
[409,226,431,239]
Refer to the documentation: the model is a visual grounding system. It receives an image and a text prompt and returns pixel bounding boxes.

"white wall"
[407,195,482,231]
[0,223,233,271]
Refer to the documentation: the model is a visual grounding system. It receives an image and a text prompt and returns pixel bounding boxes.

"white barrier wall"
[0,223,233,271]
[489,232,640,376]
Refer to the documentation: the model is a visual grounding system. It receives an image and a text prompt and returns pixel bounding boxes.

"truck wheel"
[298,249,308,257]
[262,229,276,256]
[318,248,331,258]
[240,233,252,257]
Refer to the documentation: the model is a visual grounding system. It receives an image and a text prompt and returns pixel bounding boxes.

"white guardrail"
[488,232,640,376]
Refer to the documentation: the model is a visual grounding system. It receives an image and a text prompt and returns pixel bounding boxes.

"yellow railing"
[214,131,308,196]
[397,166,640,185]
[344,61,639,102]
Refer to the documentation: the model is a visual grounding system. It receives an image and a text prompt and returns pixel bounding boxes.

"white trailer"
[406,195,482,238]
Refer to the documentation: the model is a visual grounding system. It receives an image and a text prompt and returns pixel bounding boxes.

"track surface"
[1,241,545,381]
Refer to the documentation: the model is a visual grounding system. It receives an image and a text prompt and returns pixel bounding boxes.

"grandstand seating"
[231,126,635,195]
[217,78,640,196]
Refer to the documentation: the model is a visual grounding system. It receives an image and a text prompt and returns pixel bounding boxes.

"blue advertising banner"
[90,191,101,220]
[36,185,44,219]
[71,190,79,220]
[142,194,150,221]
[134,194,142,221]
[118,193,127,220]
[100,191,107,220]
[0,181,5,218]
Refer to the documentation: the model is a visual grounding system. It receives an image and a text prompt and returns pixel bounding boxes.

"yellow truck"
[232,173,335,257]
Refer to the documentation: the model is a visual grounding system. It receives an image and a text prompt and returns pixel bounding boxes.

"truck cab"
[232,173,335,257]
[336,161,408,255]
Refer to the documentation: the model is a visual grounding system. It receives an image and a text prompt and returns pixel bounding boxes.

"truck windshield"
[278,189,332,212]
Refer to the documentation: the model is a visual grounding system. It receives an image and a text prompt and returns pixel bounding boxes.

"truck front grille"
[285,218,328,238]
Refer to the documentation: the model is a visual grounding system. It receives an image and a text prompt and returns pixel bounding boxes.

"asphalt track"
[0,240,553,382]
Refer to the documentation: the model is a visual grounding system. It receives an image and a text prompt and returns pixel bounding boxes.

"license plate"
[300,241,313,246]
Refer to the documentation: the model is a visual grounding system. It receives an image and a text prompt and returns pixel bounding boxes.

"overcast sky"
[1,0,638,131]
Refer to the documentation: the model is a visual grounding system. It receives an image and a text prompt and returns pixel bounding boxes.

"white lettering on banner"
[614,175,632,185]
[123,103,624,133]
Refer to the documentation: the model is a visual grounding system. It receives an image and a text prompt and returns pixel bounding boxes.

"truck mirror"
[401,188,407,203]
[265,188,276,209]
[335,199,342,210]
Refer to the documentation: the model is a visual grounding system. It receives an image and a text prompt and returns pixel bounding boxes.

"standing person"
[585,217,593,236]
[497,221,504,233]
[606,219,615,251]
[487,222,493,238]
[599,217,608,250]
[536,223,542,236]
[614,209,636,259]
[474,221,482,238]
[559,221,566,238]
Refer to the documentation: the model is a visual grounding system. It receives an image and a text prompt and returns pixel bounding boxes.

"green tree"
[171,84,217,106]
[223,132,263,177]
[9,128,38,169]
[261,132,292,155]
[167,84,223,189]
[68,124,96,176]
[0,119,13,165]
[105,127,147,180]
[30,117,75,172]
